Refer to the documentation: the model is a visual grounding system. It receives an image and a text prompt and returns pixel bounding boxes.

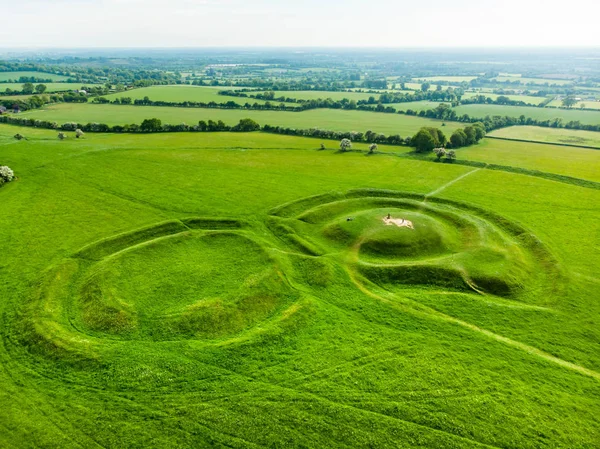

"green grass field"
[102,85,276,106]
[462,92,548,105]
[453,104,600,125]
[22,103,464,136]
[488,125,600,148]
[1,123,599,448]
[413,76,478,83]
[0,83,92,94]
[0,71,70,82]
[255,90,380,102]
[391,101,443,111]
[547,99,600,110]
[455,138,600,181]
[491,76,573,86]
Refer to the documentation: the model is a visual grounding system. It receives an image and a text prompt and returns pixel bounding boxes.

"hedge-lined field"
[488,125,600,148]
[22,103,465,136]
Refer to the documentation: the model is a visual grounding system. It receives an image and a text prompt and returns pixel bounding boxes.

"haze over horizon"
[2,0,599,48]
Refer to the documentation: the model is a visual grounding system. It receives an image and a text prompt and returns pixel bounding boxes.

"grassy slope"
[0,125,599,448]
[22,103,464,136]
[453,103,600,125]
[489,125,600,148]
[455,138,600,182]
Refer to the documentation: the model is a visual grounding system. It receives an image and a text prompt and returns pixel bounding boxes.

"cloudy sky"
[1,0,598,48]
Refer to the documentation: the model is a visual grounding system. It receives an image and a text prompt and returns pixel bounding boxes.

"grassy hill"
[0,124,599,448]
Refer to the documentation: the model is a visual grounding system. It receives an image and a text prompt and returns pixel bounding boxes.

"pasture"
[491,75,573,86]
[456,138,600,181]
[462,92,548,105]
[547,99,600,110]
[23,103,465,136]
[102,85,277,106]
[0,71,70,82]
[453,103,600,125]
[255,90,380,102]
[488,125,600,148]
[0,83,90,94]
[412,76,478,83]
[0,123,599,448]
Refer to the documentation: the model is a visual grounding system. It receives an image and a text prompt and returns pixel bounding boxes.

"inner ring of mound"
[77,230,292,339]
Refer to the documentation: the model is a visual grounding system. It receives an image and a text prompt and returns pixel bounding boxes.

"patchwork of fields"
[1,123,599,448]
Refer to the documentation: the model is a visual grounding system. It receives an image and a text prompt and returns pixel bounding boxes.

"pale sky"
[1,0,599,48]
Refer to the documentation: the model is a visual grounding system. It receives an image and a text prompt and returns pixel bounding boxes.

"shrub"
[14,134,24,141]
[434,147,446,161]
[445,150,457,162]
[58,132,66,140]
[0,166,15,183]
[75,129,85,138]
[368,143,378,154]
[340,138,352,152]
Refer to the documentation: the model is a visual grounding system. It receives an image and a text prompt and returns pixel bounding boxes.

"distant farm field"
[462,92,548,105]
[102,85,273,105]
[256,90,379,102]
[0,83,92,94]
[413,76,477,83]
[0,71,70,82]
[391,101,443,111]
[547,99,600,110]
[492,76,573,86]
[488,125,600,148]
[453,104,600,125]
[456,138,600,182]
[23,103,465,136]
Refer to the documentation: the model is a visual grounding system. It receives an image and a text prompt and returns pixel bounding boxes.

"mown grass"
[0,124,599,448]
[462,92,548,105]
[488,125,600,148]
[22,103,465,136]
[102,85,278,106]
[455,138,600,182]
[453,103,600,125]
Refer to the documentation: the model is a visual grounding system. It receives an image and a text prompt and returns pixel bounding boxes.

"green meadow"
[23,103,465,136]
[547,99,600,110]
[413,76,478,83]
[0,83,90,94]
[462,92,548,105]
[453,103,600,125]
[491,76,573,86]
[255,90,379,102]
[489,125,600,148]
[102,85,275,105]
[1,123,599,448]
[0,71,70,82]
[455,138,600,181]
